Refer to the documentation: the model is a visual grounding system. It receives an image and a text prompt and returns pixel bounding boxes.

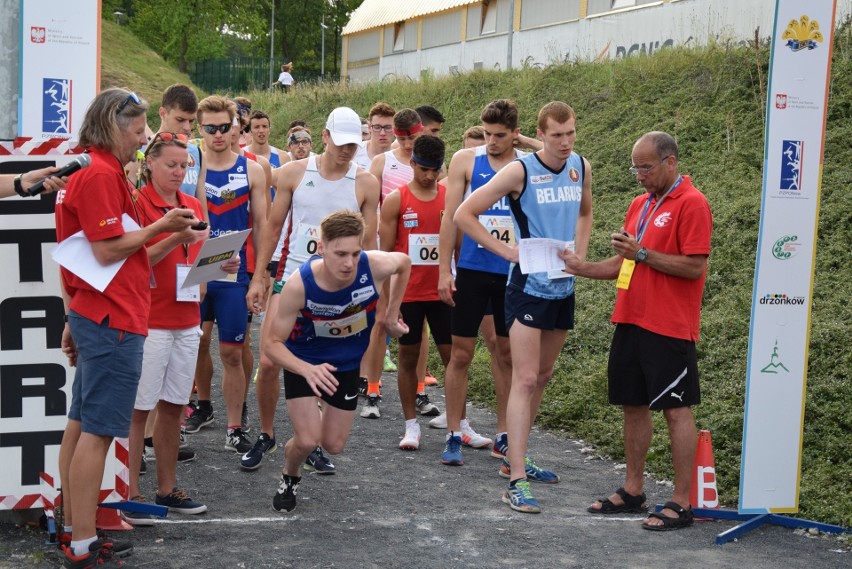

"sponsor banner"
[0,138,125,510]
[740,0,837,514]
[18,1,101,139]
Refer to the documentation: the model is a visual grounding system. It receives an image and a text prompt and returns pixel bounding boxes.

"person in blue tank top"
[455,101,593,514]
[263,211,411,513]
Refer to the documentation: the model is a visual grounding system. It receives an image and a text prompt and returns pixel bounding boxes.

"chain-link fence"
[189,57,327,93]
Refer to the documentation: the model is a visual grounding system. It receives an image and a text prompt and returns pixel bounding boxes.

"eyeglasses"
[370,124,394,132]
[629,155,670,176]
[201,123,233,135]
[117,92,141,115]
[289,138,312,147]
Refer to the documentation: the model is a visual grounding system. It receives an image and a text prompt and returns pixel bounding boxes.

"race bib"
[408,234,439,265]
[293,223,321,257]
[314,311,368,338]
[478,215,515,248]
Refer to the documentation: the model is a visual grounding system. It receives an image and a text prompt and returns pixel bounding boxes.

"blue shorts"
[67,312,144,437]
[199,282,248,344]
[504,287,574,332]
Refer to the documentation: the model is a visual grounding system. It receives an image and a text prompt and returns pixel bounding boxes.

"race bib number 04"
[479,215,514,248]
[409,234,439,265]
[314,311,368,338]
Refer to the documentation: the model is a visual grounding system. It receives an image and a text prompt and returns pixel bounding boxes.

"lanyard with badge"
[145,194,201,302]
[616,176,682,290]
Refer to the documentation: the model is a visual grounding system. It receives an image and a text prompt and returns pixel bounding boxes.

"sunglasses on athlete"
[201,123,233,135]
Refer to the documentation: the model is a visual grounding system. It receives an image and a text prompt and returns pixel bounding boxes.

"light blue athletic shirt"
[508,151,584,299]
[457,146,525,275]
[179,142,202,197]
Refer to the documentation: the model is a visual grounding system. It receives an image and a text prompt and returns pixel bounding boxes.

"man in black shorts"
[263,211,410,512]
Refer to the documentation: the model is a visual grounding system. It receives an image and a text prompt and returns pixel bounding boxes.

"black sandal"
[587,487,648,514]
[642,501,694,531]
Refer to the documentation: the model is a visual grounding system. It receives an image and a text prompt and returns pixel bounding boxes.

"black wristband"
[14,174,28,197]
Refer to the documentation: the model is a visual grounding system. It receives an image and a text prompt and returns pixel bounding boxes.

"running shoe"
[58,532,133,557]
[491,432,509,459]
[304,446,336,474]
[62,540,128,568]
[179,425,188,448]
[155,487,207,515]
[360,394,381,419]
[224,428,253,454]
[415,392,441,417]
[383,350,397,372]
[139,454,147,476]
[460,419,492,449]
[240,402,251,434]
[428,411,447,429]
[441,434,463,466]
[272,474,300,512]
[122,495,154,527]
[399,422,421,450]
[357,377,368,397]
[499,457,560,484]
[240,432,277,471]
[177,448,196,463]
[502,480,542,513]
[184,406,214,434]
[423,370,438,386]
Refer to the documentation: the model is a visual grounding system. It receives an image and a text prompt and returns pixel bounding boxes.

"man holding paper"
[54,88,201,567]
[454,101,592,514]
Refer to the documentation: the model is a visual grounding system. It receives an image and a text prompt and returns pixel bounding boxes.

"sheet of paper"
[51,214,141,292]
[180,229,252,288]
[518,238,574,275]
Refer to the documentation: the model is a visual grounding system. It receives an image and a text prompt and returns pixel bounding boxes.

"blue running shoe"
[240,433,277,471]
[304,446,336,475]
[441,434,464,466]
[491,433,508,459]
[499,457,560,484]
[502,480,541,513]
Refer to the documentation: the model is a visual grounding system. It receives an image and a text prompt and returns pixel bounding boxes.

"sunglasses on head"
[144,132,189,158]
[117,92,141,115]
[201,123,232,135]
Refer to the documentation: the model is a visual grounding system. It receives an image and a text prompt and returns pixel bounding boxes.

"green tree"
[129,0,269,73]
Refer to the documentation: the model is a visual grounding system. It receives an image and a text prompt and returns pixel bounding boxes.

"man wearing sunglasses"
[185,96,267,455]
[562,131,712,531]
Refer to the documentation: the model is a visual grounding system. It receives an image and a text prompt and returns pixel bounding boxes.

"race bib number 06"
[408,234,439,265]
[314,311,368,338]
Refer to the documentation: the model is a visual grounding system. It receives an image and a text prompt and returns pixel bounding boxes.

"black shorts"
[451,268,507,338]
[283,368,361,411]
[399,301,452,346]
[504,287,574,332]
[607,324,700,410]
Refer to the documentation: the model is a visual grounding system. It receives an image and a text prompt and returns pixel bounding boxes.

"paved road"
[1,321,849,568]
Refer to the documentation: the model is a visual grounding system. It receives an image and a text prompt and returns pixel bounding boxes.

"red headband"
[392,122,423,137]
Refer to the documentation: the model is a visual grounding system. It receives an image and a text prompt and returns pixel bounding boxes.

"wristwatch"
[635,247,648,263]
[13,174,27,197]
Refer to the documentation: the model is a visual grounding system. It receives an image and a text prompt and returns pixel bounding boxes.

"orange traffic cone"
[690,429,720,509]
[95,505,132,531]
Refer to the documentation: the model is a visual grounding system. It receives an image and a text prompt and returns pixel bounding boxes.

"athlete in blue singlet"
[455,101,593,514]
[263,211,410,513]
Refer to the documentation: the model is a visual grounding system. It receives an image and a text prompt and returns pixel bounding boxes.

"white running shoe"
[399,422,421,450]
[428,412,447,429]
[360,394,381,419]
[460,419,492,449]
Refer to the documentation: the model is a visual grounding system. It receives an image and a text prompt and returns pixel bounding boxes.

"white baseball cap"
[325,107,362,146]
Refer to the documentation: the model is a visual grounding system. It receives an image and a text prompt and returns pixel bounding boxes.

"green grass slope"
[100,19,204,116]
[244,37,850,526]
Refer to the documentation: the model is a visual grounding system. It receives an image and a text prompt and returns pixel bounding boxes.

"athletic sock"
[71,535,97,556]
[144,437,154,448]
[416,380,426,393]
[198,400,212,412]
[367,381,381,396]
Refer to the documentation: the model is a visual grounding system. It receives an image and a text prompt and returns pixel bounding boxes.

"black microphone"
[27,154,92,196]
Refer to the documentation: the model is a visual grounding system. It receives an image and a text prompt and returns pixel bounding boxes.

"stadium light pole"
[269,1,275,88]
[320,14,328,78]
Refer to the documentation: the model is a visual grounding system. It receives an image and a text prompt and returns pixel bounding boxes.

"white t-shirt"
[277,71,294,86]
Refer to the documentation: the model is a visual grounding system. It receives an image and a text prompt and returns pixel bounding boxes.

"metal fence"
[189,56,326,93]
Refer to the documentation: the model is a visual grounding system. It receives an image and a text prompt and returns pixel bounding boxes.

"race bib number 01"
[479,215,514,248]
[409,234,439,265]
[314,311,368,338]
[294,223,321,257]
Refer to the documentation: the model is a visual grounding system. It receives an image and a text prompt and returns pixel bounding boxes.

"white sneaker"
[399,422,421,450]
[360,394,381,419]
[428,412,447,429]
[460,419,492,449]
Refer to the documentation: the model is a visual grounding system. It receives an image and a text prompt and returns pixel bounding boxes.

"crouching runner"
[263,210,410,512]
